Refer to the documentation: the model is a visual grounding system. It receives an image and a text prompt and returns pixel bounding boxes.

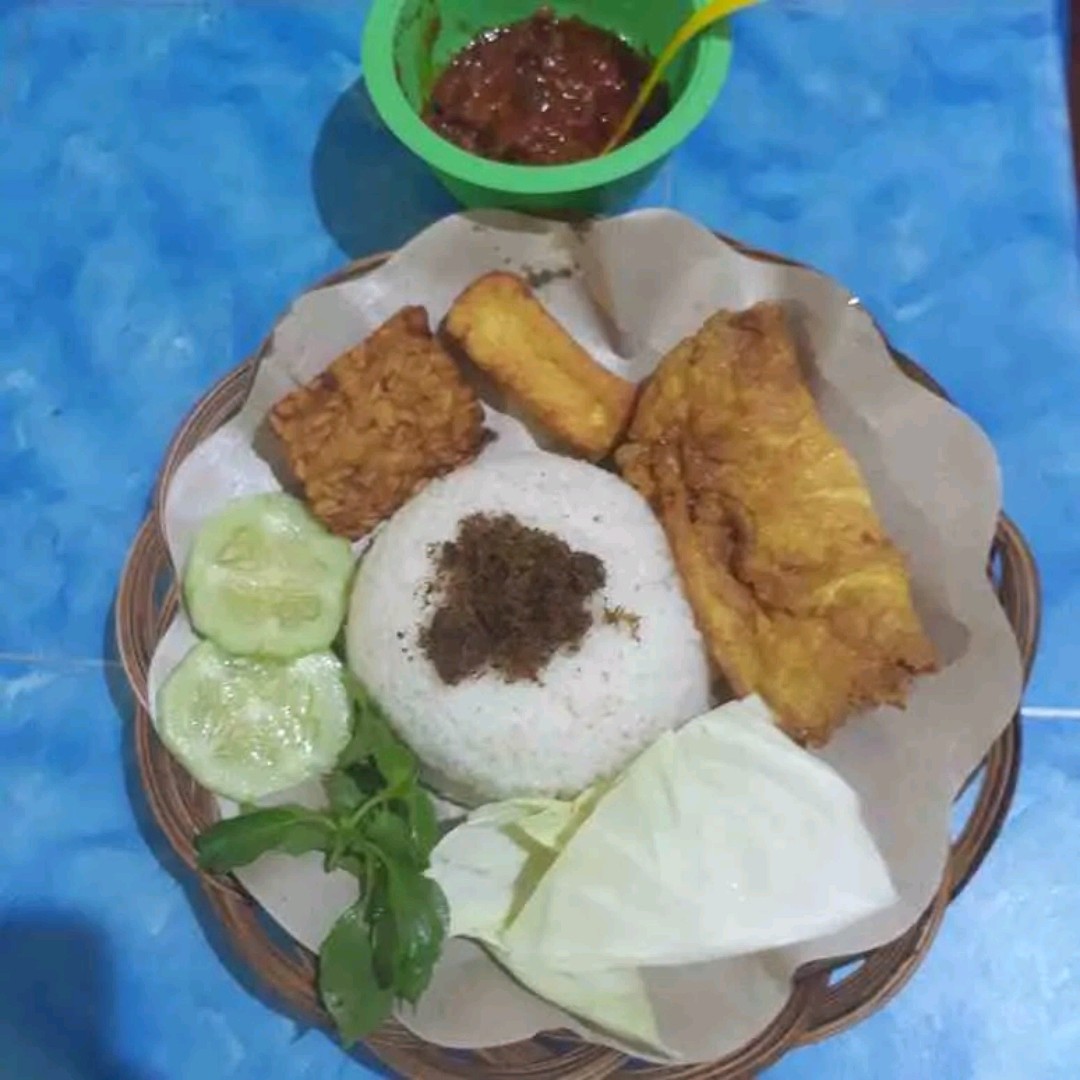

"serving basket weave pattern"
[115,245,1040,1079]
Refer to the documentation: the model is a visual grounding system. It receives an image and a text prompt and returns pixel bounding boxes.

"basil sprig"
[195,679,448,1043]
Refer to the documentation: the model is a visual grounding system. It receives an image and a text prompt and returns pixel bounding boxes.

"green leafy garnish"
[324,770,366,815]
[379,860,449,1004]
[341,676,418,794]
[195,807,335,871]
[194,678,447,1044]
[402,786,440,854]
[320,903,394,1044]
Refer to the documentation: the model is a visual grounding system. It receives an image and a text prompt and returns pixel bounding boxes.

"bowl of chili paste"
[362,0,735,214]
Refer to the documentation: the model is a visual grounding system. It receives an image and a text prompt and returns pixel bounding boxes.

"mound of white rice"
[345,452,710,806]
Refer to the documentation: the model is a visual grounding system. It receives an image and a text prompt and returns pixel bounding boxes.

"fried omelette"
[616,302,938,743]
[443,272,637,460]
[269,306,487,539]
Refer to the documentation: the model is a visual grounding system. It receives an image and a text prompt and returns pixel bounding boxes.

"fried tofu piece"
[616,302,938,744]
[443,272,636,460]
[269,306,487,539]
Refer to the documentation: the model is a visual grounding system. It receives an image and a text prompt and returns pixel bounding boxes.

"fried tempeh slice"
[269,306,488,539]
[443,272,636,460]
[616,302,938,744]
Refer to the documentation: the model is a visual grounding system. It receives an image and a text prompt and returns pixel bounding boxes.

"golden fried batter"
[269,306,487,539]
[616,303,938,743]
[443,272,636,460]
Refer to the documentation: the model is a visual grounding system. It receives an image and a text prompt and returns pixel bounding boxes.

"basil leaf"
[371,729,416,792]
[381,863,448,1004]
[339,676,385,767]
[196,807,334,873]
[325,770,366,814]
[336,853,368,882]
[364,808,421,868]
[360,710,416,793]
[342,678,417,792]
[337,719,370,770]
[368,879,398,990]
[319,903,393,1045]
[400,788,439,859]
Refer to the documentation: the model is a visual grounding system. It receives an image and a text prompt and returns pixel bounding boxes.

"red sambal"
[422,8,672,166]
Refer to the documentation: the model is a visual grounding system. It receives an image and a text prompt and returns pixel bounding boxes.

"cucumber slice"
[185,494,353,659]
[156,641,352,801]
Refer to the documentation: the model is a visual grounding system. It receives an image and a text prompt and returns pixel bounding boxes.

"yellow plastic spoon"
[603,0,764,154]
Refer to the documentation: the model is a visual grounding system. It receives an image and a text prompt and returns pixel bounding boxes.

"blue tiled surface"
[1,2,1077,1077]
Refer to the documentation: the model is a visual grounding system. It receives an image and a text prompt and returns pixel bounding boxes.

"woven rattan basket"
[115,243,1040,1079]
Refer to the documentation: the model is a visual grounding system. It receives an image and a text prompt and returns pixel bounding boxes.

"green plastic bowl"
[362,0,734,215]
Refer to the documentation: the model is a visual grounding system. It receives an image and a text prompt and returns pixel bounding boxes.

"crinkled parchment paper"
[147,210,1023,1063]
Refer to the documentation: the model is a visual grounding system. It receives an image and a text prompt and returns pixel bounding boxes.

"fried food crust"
[269,306,487,539]
[616,302,938,743]
[443,272,636,460]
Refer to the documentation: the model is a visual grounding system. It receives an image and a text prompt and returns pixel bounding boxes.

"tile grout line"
[1021,707,1080,720]
[0,650,1079,722]
[0,652,122,670]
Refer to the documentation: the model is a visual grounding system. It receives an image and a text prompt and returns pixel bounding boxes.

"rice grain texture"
[345,452,711,806]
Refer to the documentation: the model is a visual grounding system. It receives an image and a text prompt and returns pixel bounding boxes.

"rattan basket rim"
[115,237,1040,1079]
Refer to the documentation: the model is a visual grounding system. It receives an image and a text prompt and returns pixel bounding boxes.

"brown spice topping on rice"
[420,513,606,685]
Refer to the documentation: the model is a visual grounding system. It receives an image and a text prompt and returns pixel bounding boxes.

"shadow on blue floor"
[311,77,456,259]
[0,912,149,1080]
